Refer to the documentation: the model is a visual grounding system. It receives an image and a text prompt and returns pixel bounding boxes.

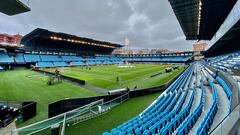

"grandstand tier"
[0,52,192,68]
[21,28,123,54]
[102,62,233,135]
[0,52,14,63]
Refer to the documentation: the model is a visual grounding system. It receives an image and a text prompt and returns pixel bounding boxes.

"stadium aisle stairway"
[176,65,205,135]
[196,68,218,135]
[187,65,210,135]
[204,67,232,113]
[202,67,230,132]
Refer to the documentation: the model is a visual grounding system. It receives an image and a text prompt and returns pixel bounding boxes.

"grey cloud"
[0,0,192,51]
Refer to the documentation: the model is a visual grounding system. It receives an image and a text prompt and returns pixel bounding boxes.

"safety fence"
[11,93,129,135]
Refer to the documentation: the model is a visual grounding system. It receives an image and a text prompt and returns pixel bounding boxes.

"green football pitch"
[0,64,185,131]
[44,64,185,90]
[0,70,99,127]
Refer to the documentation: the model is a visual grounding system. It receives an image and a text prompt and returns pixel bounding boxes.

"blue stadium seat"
[24,54,41,62]
[53,62,68,67]
[15,53,25,63]
[40,55,62,62]
[0,52,14,63]
[36,62,54,68]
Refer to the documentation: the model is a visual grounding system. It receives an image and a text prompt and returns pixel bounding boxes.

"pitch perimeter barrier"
[22,102,37,122]
[33,69,85,85]
[49,93,124,118]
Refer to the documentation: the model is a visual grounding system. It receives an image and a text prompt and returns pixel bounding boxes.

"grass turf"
[44,64,185,90]
[64,92,162,135]
[0,69,99,127]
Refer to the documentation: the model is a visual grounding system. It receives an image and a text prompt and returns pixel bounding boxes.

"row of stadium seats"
[0,105,19,128]
[204,67,232,113]
[1,52,190,66]
[0,52,14,63]
[196,76,218,135]
[0,52,123,67]
[35,60,122,68]
[102,63,232,135]
[177,80,204,135]
[0,52,122,63]
[121,56,192,63]
[206,50,240,72]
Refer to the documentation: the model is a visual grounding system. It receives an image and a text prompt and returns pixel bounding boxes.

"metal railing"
[11,93,129,135]
[209,103,240,135]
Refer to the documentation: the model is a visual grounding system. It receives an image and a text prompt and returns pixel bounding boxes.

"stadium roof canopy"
[0,0,30,16]
[21,28,123,55]
[204,10,240,56]
[168,0,237,40]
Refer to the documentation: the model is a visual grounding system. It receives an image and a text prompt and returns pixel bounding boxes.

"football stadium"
[0,0,240,135]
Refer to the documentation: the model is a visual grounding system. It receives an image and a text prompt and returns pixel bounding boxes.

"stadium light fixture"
[49,36,116,48]
[197,0,202,35]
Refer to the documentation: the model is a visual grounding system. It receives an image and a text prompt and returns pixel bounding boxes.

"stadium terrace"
[0,0,240,135]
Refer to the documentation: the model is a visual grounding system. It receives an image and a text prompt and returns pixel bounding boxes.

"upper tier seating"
[0,52,14,63]
[206,50,240,72]
[24,54,41,62]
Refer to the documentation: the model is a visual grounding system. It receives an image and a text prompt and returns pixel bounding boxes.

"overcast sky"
[0,0,194,51]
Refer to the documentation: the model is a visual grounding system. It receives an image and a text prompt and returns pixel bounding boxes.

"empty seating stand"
[40,55,62,62]
[0,52,14,63]
[15,53,25,63]
[206,50,240,72]
[103,62,232,135]
[71,61,86,66]
[36,62,54,68]
[205,67,232,113]
[24,54,41,62]
[196,77,218,135]
[121,56,192,63]
[53,62,68,67]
